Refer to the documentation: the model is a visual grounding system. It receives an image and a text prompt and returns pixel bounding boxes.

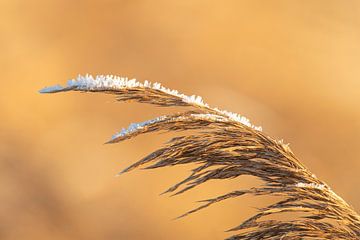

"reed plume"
[40,75,360,239]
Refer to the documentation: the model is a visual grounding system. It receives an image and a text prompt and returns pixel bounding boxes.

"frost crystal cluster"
[295,182,326,191]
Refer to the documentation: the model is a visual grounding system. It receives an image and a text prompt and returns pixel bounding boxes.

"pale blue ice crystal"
[39,84,65,93]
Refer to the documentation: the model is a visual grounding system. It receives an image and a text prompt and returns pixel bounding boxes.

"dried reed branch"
[40,75,360,239]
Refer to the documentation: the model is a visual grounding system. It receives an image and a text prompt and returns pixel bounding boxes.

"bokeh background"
[1,1,360,239]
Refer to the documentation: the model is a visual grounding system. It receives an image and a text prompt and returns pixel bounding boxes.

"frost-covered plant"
[40,75,360,239]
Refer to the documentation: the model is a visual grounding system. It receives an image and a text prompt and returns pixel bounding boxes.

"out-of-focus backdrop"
[1,1,359,239]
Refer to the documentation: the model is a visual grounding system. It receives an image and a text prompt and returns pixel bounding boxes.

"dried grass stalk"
[40,75,360,239]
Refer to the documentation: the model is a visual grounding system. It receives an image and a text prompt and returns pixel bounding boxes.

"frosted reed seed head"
[39,74,360,239]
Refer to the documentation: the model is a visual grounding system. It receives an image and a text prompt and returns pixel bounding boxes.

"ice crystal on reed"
[111,113,227,141]
[39,74,261,130]
[189,113,228,121]
[295,182,326,191]
[111,116,167,140]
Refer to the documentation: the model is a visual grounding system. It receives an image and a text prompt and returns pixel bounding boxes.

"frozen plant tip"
[40,74,360,240]
[110,115,168,140]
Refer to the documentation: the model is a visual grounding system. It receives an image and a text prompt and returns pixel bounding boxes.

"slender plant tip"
[39,84,66,93]
[40,74,360,240]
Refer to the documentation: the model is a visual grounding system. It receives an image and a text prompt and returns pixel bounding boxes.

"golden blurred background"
[1,1,360,239]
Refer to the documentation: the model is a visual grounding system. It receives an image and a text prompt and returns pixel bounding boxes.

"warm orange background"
[1,1,360,239]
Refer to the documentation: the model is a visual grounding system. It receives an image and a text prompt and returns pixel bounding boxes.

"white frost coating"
[189,113,228,122]
[295,182,326,191]
[40,74,262,130]
[214,108,262,131]
[111,113,227,141]
[66,75,142,89]
[111,116,167,139]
